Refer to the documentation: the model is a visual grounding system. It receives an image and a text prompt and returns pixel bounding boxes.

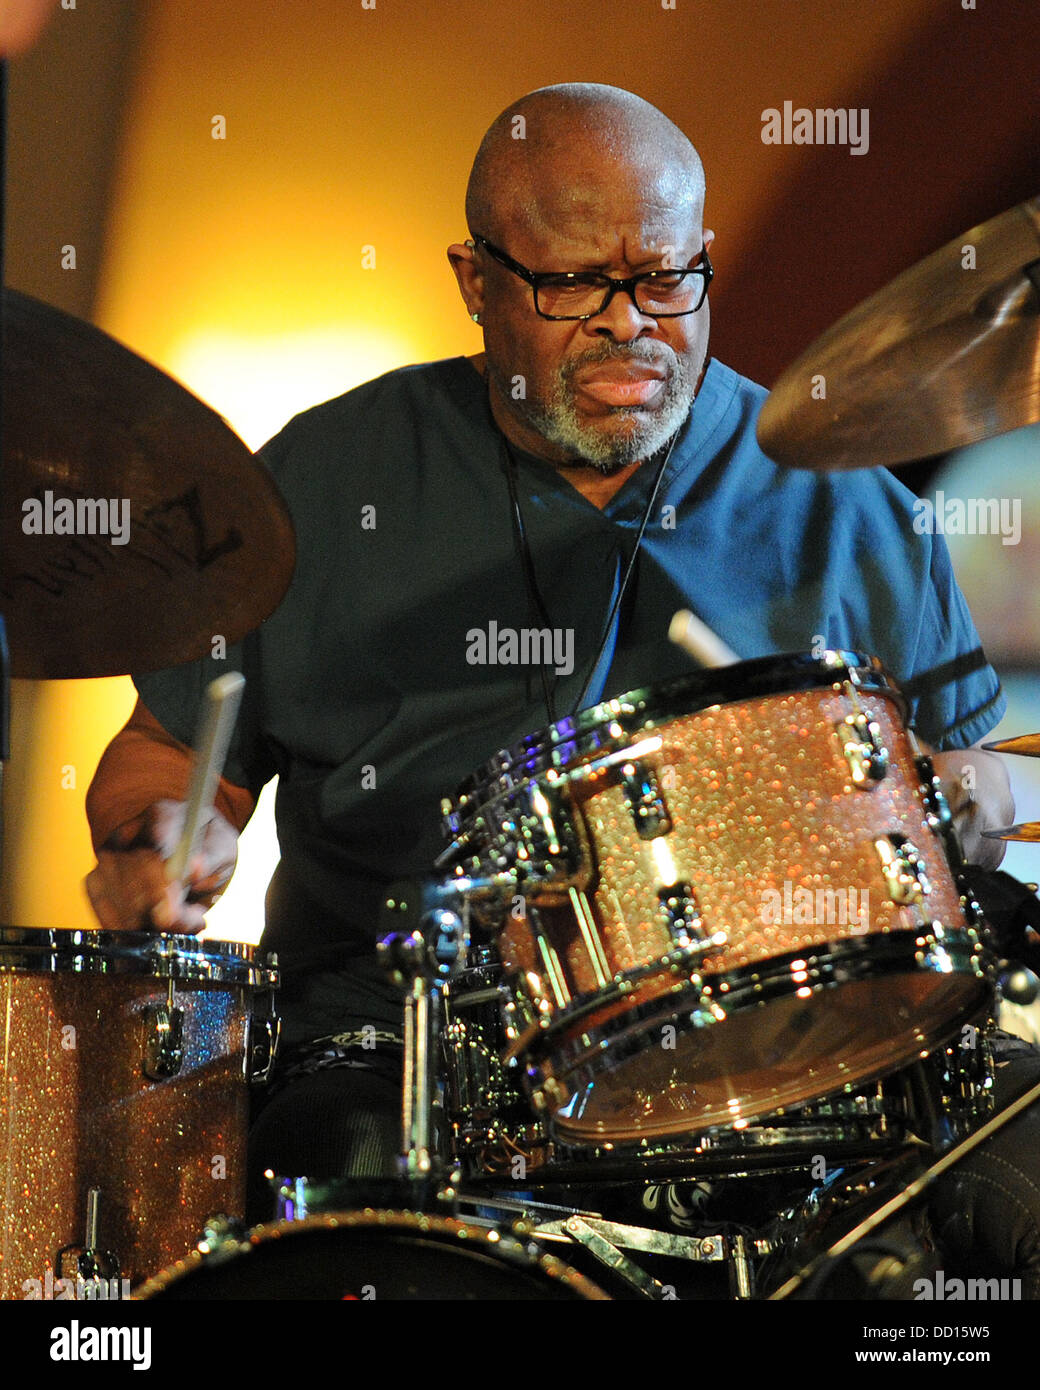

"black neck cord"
[499,437,559,722]
[498,429,678,725]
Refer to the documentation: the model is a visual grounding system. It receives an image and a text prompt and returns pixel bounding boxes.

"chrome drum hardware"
[441,652,991,1144]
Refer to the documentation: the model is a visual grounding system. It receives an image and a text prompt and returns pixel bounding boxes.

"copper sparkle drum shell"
[0,929,275,1300]
[442,652,992,1144]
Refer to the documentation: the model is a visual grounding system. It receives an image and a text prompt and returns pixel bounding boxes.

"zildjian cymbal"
[983,733,1040,757]
[757,196,1040,470]
[982,823,1040,843]
[1,289,296,678]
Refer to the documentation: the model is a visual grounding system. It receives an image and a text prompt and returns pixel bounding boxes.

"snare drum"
[440,952,995,1186]
[441,652,992,1145]
[0,929,277,1299]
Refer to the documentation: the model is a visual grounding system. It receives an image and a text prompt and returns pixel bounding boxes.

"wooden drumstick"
[668,609,739,668]
[165,672,245,890]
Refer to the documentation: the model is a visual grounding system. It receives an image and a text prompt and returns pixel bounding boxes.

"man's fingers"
[85,805,239,934]
[86,848,202,932]
[184,855,235,899]
[112,850,177,927]
[84,866,129,932]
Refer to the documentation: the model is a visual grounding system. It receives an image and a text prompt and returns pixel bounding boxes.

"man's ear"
[447,240,484,321]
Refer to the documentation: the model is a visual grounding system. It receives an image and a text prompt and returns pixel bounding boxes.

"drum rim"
[513,928,987,1067]
[446,649,898,813]
[537,928,991,1143]
[132,1209,610,1300]
[0,927,277,986]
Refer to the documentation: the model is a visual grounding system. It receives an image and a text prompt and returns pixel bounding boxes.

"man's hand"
[927,743,1015,870]
[84,799,240,933]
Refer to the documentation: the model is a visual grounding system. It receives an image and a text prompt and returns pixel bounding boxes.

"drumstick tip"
[668,609,694,645]
[668,609,739,668]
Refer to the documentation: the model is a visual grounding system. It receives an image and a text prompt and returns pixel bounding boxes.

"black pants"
[929,1031,1040,1298]
[246,955,405,1221]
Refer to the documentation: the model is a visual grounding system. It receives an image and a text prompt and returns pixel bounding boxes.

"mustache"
[559,341,675,381]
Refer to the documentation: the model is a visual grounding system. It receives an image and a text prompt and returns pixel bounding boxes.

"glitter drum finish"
[442,652,992,1145]
[0,930,278,1301]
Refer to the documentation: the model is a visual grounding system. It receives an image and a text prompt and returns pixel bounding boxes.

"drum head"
[135,1211,609,1300]
[548,962,987,1142]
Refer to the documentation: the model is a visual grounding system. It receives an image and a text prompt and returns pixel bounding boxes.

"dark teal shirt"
[135,357,1005,968]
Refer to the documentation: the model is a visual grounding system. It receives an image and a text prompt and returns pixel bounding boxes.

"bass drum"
[134,1210,610,1300]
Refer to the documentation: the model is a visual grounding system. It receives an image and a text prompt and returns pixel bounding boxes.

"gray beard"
[514,345,695,475]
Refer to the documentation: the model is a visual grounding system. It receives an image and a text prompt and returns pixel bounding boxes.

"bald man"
[86,85,1030,1288]
[450,84,711,502]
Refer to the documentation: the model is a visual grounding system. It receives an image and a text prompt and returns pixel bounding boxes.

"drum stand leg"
[562,1216,675,1299]
[400,976,433,1179]
[379,878,470,1193]
[503,1200,761,1299]
[729,1233,754,1299]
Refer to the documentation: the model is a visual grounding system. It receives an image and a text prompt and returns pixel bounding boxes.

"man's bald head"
[465,84,705,244]
[450,84,713,474]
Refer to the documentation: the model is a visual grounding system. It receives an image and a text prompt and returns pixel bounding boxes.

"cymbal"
[1,289,296,679]
[757,197,1040,470]
[983,733,1040,757]
[982,823,1040,843]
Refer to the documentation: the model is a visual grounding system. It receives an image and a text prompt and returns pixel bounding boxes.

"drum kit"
[1,197,1039,1301]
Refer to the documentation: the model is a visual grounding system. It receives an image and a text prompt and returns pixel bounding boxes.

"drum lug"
[530,1077,564,1114]
[621,760,672,840]
[520,782,590,885]
[915,753,966,866]
[503,969,555,1044]
[955,875,985,929]
[244,1013,281,1085]
[243,956,281,1083]
[56,1188,120,1289]
[657,883,727,955]
[142,1001,184,1080]
[875,835,932,904]
[657,882,707,949]
[916,755,953,824]
[835,712,889,787]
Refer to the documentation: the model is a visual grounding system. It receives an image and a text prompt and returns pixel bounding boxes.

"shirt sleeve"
[898,528,1006,750]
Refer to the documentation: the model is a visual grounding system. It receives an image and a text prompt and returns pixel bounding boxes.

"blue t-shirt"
[135,356,1005,965]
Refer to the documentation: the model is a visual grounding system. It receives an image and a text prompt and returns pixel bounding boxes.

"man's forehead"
[512,174,703,263]
[467,86,705,246]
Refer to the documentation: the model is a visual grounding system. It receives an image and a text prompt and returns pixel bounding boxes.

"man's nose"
[587,283,657,340]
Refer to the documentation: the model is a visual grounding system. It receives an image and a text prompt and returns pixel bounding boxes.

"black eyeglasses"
[473,234,713,321]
